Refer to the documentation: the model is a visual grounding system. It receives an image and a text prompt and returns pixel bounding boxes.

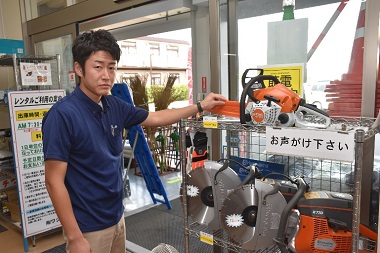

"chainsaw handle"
[300,101,329,117]
[240,75,281,124]
[275,177,308,253]
[241,68,264,88]
[295,103,331,128]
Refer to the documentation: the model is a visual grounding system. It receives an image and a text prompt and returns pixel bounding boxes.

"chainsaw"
[210,74,331,128]
[182,159,378,252]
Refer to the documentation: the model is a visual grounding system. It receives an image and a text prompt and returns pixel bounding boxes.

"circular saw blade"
[180,161,242,228]
[182,167,215,226]
[221,184,259,247]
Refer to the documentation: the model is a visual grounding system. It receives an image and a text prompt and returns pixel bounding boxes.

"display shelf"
[0,167,15,178]
[179,116,379,253]
[186,222,279,253]
[0,53,61,91]
[0,212,21,231]
[0,54,58,66]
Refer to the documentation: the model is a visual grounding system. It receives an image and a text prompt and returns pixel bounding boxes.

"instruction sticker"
[203,116,218,128]
[200,231,214,245]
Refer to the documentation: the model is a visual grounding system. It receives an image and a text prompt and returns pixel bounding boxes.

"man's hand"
[199,92,227,111]
[69,236,92,253]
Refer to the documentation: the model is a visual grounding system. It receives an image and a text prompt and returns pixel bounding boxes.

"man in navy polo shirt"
[42,29,226,253]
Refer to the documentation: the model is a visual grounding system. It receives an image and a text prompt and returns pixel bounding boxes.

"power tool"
[210,74,331,128]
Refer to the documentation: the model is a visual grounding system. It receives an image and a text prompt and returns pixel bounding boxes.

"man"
[42,29,226,253]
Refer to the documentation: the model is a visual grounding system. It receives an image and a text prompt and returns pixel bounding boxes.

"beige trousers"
[64,215,126,253]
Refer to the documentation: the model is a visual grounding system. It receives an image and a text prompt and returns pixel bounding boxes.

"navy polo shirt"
[42,87,149,232]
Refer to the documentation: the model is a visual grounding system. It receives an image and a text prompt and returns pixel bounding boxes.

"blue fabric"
[42,87,149,232]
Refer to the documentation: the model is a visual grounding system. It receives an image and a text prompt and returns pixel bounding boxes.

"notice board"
[8,90,65,237]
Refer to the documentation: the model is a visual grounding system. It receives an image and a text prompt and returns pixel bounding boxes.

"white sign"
[20,62,53,86]
[8,90,65,237]
[266,127,355,162]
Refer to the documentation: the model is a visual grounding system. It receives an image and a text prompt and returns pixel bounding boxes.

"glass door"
[30,23,77,93]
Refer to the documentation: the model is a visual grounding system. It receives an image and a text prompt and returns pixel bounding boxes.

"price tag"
[203,116,218,128]
[200,231,213,245]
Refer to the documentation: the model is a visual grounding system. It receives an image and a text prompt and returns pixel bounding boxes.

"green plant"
[173,85,188,101]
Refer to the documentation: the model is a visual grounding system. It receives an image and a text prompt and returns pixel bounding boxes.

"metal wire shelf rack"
[179,115,380,253]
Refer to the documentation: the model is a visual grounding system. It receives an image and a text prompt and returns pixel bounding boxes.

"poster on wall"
[20,62,53,86]
[8,90,65,237]
[259,63,304,96]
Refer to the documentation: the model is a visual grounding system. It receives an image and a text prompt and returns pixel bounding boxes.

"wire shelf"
[180,116,379,253]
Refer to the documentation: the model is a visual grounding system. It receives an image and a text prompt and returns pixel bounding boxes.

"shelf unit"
[0,54,62,251]
[0,53,61,92]
[0,163,21,232]
[179,116,379,253]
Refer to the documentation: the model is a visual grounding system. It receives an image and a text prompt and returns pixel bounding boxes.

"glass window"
[151,73,161,85]
[169,73,180,85]
[34,34,74,93]
[25,0,86,20]
[122,41,137,55]
[167,45,179,57]
[150,43,160,56]
[233,0,362,116]
[119,73,138,84]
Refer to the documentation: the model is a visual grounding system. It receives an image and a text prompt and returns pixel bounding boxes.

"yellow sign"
[203,116,218,129]
[31,131,43,142]
[16,109,50,121]
[261,65,303,96]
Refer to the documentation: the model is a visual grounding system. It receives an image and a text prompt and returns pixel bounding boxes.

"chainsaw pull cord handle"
[274,177,308,253]
[240,75,281,124]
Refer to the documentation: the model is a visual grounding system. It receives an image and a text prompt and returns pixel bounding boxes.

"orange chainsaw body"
[294,215,377,253]
[210,83,302,117]
[253,83,302,113]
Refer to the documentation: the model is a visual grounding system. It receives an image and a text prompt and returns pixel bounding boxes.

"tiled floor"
[0,168,182,253]
[124,167,182,217]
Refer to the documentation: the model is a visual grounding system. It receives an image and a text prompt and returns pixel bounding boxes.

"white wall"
[0,0,23,129]
[0,0,23,39]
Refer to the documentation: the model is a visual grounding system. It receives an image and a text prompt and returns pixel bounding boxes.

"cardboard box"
[0,39,25,56]
[6,200,20,222]
[3,188,18,202]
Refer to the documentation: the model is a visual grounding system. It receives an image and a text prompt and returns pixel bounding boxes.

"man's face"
[75,50,117,102]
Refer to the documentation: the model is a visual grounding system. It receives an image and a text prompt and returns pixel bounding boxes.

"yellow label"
[200,231,213,245]
[203,116,218,129]
[304,191,321,199]
[31,131,43,142]
[16,109,50,121]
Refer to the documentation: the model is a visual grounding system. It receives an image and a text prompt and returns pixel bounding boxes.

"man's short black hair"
[72,29,121,75]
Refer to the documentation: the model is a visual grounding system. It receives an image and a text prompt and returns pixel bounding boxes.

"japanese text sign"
[266,127,355,162]
[8,90,65,237]
[259,63,304,96]
[20,62,52,86]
